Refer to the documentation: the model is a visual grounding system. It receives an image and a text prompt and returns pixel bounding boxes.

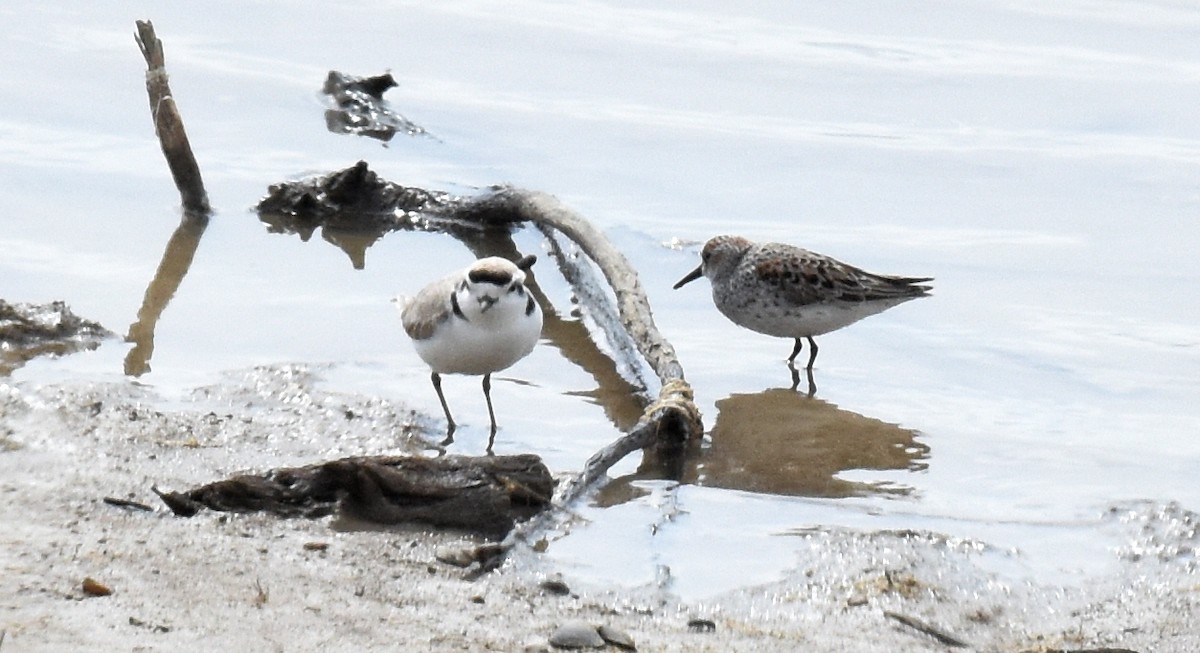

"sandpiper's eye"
[701,250,711,262]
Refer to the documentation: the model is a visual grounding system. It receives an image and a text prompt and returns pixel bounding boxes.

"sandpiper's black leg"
[431,371,456,445]
[805,336,819,371]
[787,338,803,364]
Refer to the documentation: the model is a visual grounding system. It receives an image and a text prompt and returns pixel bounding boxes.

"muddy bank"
[0,300,110,376]
[1,364,1196,651]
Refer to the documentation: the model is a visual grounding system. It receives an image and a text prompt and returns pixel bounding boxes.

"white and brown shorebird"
[398,254,542,449]
[674,235,932,372]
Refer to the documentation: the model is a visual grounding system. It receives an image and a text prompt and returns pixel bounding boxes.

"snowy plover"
[399,254,542,449]
[674,235,932,371]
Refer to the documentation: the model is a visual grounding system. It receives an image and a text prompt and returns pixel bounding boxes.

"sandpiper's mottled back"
[674,235,931,371]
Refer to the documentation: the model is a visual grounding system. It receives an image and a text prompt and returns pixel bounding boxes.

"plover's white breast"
[398,255,543,443]
[401,257,543,376]
[411,292,541,375]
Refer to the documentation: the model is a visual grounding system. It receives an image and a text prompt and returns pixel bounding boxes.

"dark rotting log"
[257,160,450,224]
[154,454,554,538]
[134,20,210,215]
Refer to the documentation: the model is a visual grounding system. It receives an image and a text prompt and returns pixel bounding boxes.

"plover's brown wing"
[400,275,457,340]
[756,248,931,305]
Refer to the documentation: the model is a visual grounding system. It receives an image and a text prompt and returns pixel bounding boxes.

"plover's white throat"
[398,254,542,449]
[674,235,932,373]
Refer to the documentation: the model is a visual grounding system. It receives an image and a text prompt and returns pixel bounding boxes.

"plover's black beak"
[478,295,498,312]
[673,265,703,290]
[516,254,537,271]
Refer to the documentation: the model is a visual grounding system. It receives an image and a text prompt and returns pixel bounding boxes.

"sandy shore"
[2,364,1196,652]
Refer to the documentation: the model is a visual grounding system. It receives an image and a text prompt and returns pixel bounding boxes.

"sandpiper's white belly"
[715,294,913,339]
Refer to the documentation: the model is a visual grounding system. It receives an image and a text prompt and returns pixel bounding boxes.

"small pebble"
[82,577,112,597]
[435,546,477,568]
[687,618,716,633]
[302,541,329,552]
[598,624,636,651]
[548,620,605,649]
[539,579,571,596]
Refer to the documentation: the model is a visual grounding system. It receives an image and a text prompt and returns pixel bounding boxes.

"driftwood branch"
[135,20,210,214]
[459,188,684,384]
[452,188,702,465]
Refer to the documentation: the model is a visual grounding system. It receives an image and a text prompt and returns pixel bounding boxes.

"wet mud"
[0,299,111,376]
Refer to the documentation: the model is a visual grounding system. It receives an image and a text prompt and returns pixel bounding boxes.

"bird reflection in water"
[599,386,929,505]
[695,389,929,498]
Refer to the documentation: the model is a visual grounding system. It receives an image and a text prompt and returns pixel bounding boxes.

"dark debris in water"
[0,299,112,375]
[255,161,527,269]
[322,70,433,143]
[257,160,450,225]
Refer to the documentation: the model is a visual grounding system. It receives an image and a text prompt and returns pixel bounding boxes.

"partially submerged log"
[154,454,553,538]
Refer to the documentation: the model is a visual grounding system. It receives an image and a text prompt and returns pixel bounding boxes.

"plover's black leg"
[482,373,498,454]
[431,371,456,444]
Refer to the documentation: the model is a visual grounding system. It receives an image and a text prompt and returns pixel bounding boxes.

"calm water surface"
[3,1,1199,598]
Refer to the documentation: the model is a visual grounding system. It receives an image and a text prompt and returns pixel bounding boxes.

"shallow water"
[3,0,1200,604]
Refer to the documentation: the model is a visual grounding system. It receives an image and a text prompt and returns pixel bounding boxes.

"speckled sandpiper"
[674,235,932,372]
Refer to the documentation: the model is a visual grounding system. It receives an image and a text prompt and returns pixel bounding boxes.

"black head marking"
[450,291,468,320]
[525,295,536,316]
[468,268,513,286]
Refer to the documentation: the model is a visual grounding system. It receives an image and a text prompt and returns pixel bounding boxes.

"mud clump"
[0,299,111,375]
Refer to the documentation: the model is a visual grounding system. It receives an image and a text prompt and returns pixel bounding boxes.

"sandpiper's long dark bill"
[397,255,543,450]
[674,235,931,371]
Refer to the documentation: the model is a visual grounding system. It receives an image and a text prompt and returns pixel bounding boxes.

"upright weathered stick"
[135,20,210,214]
